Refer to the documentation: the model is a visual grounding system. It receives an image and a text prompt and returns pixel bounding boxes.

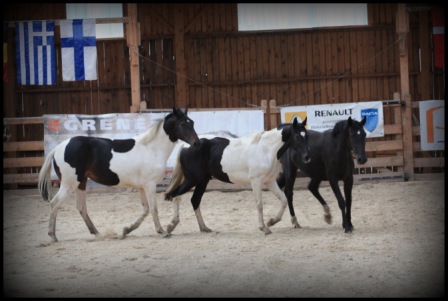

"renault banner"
[280,101,384,138]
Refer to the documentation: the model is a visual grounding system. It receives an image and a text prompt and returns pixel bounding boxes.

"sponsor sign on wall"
[280,101,384,138]
[418,100,445,151]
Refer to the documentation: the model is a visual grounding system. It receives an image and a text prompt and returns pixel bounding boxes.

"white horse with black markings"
[164,118,311,235]
[38,107,200,242]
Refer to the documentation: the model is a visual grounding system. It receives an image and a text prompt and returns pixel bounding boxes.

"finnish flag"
[60,19,98,81]
[15,21,56,85]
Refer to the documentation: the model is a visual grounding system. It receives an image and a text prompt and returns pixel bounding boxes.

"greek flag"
[60,19,97,81]
[15,21,56,85]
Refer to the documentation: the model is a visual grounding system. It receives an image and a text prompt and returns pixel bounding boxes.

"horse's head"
[277,117,311,163]
[348,116,367,164]
[164,107,200,146]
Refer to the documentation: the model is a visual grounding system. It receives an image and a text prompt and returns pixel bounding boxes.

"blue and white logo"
[361,109,379,132]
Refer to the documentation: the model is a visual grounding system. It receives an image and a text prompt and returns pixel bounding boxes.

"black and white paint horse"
[38,107,200,242]
[164,118,311,235]
[277,116,367,233]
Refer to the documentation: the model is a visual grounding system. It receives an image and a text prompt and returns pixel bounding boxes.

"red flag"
[432,7,445,69]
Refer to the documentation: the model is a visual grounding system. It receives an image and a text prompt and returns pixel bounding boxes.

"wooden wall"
[3,3,443,119]
[3,3,445,189]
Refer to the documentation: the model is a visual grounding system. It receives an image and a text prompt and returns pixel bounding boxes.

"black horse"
[276,116,367,233]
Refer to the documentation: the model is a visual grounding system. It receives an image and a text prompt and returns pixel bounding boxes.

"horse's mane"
[251,131,264,144]
[135,119,164,145]
[332,119,347,137]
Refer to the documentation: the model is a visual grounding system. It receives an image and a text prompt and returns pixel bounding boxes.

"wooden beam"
[184,4,210,33]
[126,3,141,113]
[3,141,44,152]
[396,3,414,181]
[174,4,187,108]
[4,157,44,168]
[147,4,174,32]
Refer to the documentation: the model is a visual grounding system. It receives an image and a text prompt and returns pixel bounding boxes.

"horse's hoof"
[293,224,301,229]
[200,227,212,233]
[164,195,173,201]
[324,215,332,224]
[267,218,279,227]
[260,227,272,235]
[166,225,175,234]
[162,232,171,238]
[122,227,130,237]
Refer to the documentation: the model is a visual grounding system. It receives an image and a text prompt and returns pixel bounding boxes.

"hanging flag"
[15,20,56,85]
[432,7,444,69]
[60,19,98,81]
[3,22,7,83]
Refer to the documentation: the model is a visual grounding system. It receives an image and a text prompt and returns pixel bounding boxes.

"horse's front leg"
[75,188,100,238]
[123,185,168,238]
[266,181,287,227]
[190,180,212,233]
[167,196,181,234]
[343,175,354,231]
[251,179,272,235]
[282,167,301,228]
[328,179,351,233]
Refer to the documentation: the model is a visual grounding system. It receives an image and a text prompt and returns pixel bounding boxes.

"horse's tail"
[38,147,57,202]
[164,147,185,200]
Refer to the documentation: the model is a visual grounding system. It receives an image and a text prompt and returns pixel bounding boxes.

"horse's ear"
[172,107,178,116]
[292,117,298,128]
[277,140,290,160]
[184,106,189,115]
[361,116,367,126]
[348,116,353,127]
[302,117,307,127]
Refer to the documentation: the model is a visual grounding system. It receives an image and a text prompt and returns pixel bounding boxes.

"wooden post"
[260,99,269,130]
[174,4,187,109]
[418,10,431,100]
[269,99,277,129]
[126,3,141,113]
[4,26,18,189]
[396,3,414,181]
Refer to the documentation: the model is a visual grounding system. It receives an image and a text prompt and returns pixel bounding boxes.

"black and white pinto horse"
[277,116,367,233]
[38,107,200,242]
[164,118,311,235]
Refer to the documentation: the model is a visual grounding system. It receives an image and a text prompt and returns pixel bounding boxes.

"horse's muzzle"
[357,156,367,164]
[303,155,311,164]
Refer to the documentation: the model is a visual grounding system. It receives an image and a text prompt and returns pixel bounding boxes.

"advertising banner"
[280,101,384,138]
[418,100,445,151]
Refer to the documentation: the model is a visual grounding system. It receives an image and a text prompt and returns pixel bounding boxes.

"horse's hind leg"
[251,180,272,235]
[48,187,70,242]
[266,181,287,227]
[308,179,332,224]
[75,188,100,238]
